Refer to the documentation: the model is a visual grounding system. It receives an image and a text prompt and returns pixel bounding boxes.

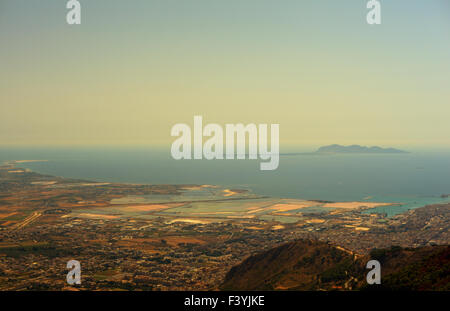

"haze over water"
[1,147,450,216]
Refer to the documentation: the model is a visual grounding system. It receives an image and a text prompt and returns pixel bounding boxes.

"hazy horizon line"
[1,143,449,152]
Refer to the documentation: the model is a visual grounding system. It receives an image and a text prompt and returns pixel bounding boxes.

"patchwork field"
[68,190,397,224]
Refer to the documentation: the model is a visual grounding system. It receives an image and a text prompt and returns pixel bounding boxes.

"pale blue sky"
[1,1,449,147]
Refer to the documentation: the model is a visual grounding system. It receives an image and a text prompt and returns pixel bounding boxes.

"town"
[0,161,448,290]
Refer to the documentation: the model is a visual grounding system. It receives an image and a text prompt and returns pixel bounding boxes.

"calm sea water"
[1,147,450,216]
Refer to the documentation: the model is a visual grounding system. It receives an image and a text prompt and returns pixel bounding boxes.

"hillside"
[221,240,364,290]
[220,240,449,291]
[363,245,450,290]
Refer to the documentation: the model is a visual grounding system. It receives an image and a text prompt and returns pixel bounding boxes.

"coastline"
[3,157,450,218]
[1,160,449,290]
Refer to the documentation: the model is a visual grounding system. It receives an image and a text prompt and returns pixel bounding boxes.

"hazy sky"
[1,0,449,148]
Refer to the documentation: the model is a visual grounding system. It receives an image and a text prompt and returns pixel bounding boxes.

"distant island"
[315,144,408,154]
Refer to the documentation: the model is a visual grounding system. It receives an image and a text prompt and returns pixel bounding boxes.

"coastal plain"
[0,161,448,290]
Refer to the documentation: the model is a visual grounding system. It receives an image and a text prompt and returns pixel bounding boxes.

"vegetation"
[221,240,449,291]
[0,243,75,258]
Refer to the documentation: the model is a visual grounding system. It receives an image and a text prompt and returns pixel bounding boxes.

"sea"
[1,146,450,217]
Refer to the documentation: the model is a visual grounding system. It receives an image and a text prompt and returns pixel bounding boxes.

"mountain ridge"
[315,144,408,154]
[220,240,449,291]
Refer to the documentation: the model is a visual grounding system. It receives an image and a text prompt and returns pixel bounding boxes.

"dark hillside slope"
[363,245,450,290]
[221,240,364,290]
[221,240,449,291]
